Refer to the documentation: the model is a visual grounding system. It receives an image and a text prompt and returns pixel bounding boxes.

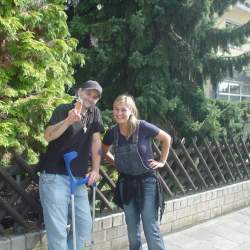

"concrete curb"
[0,230,47,250]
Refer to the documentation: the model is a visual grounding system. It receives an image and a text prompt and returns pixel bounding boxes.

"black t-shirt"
[40,102,104,177]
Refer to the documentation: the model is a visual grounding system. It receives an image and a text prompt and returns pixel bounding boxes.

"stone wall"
[1,180,250,250]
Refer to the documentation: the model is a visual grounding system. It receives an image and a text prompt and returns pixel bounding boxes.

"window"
[216,80,250,102]
[242,96,250,101]
[217,94,229,101]
[229,83,240,94]
[229,95,240,102]
[242,84,250,95]
[218,81,229,93]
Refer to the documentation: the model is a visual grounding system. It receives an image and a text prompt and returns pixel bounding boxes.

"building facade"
[205,2,250,102]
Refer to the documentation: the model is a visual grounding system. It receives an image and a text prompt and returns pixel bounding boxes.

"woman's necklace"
[80,110,88,133]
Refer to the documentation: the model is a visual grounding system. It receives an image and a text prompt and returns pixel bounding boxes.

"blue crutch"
[64,151,96,250]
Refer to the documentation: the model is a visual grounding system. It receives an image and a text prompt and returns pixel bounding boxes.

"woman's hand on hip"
[148,159,165,169]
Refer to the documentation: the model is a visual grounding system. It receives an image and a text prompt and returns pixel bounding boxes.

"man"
[39,80,104,250]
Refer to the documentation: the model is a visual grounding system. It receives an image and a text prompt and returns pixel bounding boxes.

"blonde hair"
[113,94,138,138]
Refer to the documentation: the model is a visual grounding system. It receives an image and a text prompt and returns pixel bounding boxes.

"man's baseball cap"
[79,80,102,97]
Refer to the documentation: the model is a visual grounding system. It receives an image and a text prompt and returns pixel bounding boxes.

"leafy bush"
[0,0,84,165]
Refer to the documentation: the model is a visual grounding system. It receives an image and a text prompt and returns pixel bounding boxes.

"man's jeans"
[123,177,165,250]
[39,172,92,250]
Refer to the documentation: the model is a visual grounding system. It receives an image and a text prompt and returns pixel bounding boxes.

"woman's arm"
[102,144,115,167]
[148,129,171,169]
[155,129,171,164]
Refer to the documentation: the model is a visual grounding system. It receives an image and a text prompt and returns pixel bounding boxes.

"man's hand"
[44,108,80,142]
[74,99,82,114]
[65,108,81,126]
[86,170,100,185]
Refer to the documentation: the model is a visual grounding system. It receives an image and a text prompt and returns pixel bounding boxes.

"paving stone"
[0,237,10,250]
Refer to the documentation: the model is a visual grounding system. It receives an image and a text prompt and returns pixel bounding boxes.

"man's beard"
[82,99,93,109]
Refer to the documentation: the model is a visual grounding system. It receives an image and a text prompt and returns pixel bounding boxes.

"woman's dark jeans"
[123,177,165,250]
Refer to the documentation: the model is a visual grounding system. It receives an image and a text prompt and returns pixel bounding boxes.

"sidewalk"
[164,206,250,250]
[144,206,250,250]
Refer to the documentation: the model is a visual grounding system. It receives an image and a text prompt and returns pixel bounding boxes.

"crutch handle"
[64,151,77,178]
[64,151,89,194]
[64,151,96,194]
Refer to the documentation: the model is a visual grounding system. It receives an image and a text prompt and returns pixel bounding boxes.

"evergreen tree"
[69,0,250,139]
[0,0,84,165]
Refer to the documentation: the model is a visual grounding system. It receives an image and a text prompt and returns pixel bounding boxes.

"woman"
[102,94,171,250]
